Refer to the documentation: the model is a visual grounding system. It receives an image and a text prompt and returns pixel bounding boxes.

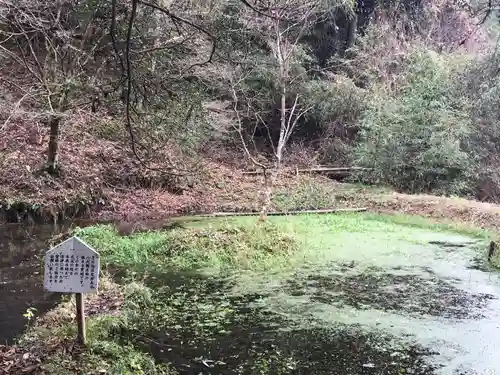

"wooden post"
[44,237,100,346]
[75,293,86,345]
[488,241,497,262]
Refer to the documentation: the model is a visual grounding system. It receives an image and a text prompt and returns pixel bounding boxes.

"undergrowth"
[272,180,336,211]
[74,221,300,272]
[25,314,173,375]
[355,49,474,195]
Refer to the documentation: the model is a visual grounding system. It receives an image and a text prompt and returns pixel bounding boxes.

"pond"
[4,214,500,375]
[0,223,80,344]
[70,214,500,375]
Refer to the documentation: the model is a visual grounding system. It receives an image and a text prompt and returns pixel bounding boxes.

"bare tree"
[0,0,109,174]
[0,0,218,178]
[111,0,218,172]
[217,0,321,220]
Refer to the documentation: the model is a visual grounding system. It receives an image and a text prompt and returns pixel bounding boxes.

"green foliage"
[300,76,366,163]
[272,179,337,211]
[213,1,259,54]
[164,224,299,269]
[234,44,314,114]
[40,315,174,375]
[458,51,500,200]
[23,307,37,329]
[141,86,213,154]
[121,281,236,342]
[236,54,279,110]
[354,50,475,195]
[303,76,366,128]
[74,221,299,272]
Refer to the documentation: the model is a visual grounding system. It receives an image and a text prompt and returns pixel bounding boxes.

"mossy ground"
[19,212,496,375]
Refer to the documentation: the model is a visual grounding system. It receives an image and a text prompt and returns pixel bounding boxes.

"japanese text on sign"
[44,236,100,293]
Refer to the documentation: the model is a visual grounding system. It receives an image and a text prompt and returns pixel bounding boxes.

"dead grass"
[0,104,201,202]
[273,176,500,234]
[347,186,500,233]
[0,112,238,221]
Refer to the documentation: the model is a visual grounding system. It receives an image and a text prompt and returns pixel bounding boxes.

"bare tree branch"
[0,91,32,132]
[223,0,322,220]
[237,0,280,19]
[139,0,216,69]
[110,0,125,73]
[125,0,141,161]
[231,83,268,171]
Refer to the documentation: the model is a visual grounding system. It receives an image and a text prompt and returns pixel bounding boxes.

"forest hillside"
[0,0,499,221]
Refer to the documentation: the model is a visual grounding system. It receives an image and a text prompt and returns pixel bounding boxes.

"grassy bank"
[21,218,309,375]
[19,212,494,375]
[74,220,302,273]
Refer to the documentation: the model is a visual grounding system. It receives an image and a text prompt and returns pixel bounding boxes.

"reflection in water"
[0,223,78,344]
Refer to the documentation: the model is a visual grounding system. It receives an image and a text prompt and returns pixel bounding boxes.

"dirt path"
[365,191,500,232]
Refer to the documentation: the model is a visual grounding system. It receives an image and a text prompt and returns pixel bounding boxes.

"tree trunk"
[259,167,279,221]
[46,115,61,175]
[45,90,68,175]
[346,13,358,50]
[259,49,286,221]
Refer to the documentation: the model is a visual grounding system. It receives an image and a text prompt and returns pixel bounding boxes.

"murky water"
[4,216,500,375]
[135,275,442,375]
[227,230,500,375]
[128,218,500,375]
[0,223,77,344]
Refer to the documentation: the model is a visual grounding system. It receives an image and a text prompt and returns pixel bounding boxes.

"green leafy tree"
[355,50,474,195]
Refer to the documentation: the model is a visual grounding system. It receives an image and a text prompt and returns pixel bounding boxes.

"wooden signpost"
[44,236,100,345]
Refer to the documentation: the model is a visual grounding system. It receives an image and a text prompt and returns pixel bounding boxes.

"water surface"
[115,215,500,374]
[0,223,75,344]
[5,215,500,375]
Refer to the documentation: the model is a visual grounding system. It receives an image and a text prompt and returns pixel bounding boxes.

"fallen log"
[297,167,372,173]
[242,166,372,175]
[194,207,367,218]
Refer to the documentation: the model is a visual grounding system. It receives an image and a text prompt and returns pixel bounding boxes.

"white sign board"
[44,236,100,293]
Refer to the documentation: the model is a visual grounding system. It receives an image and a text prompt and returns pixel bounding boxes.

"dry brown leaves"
[86,291,124,318]
[358,191,500,232]
[4,97,500,233]
[0,344,42,375]
[0,109,202,208]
